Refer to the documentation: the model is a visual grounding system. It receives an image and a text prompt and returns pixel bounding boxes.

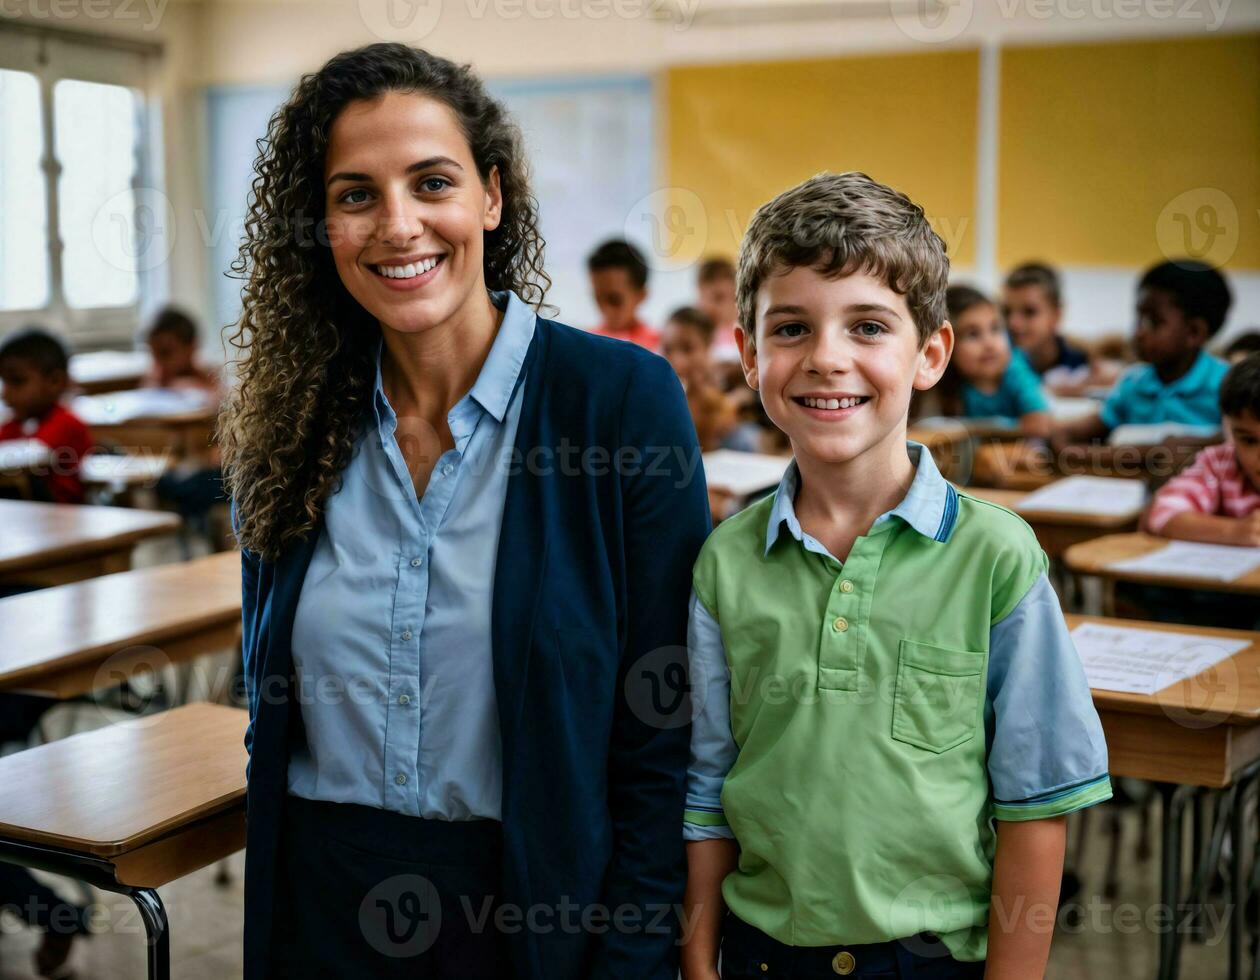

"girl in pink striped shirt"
[1147,354,1260,546]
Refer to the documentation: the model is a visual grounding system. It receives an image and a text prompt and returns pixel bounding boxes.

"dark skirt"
[267,795,511,979]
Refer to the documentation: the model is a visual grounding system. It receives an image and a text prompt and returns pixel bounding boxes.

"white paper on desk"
[1071,622,1249,695]
[702,450,788,497]
[1017,475,1147,516]
[1108,423,1219,446]
[1045,395,1099,421]
[0,438,50,470]
[1106,540,1260,582]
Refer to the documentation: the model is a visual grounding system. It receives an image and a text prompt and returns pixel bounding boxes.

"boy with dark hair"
[587,239,658,349]
[0,327,92,504]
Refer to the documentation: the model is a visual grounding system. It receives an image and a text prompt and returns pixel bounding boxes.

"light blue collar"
[764,441,959,557]
[371,290,536,432]
[1134,349,1220,397]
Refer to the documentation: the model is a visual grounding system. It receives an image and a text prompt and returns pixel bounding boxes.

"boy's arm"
[986,572,1112,970]
[1160,510,1260,547]
[1017,411,1052,440]
[1051,411,1109,450]
[985,817,1067,980]
[683,839,739,980]
[682,591,740,980]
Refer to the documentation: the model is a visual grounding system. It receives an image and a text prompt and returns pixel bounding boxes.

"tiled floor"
[0,804,1242,980]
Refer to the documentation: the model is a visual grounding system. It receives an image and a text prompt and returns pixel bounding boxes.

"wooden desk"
[1074,614,1260,787]
[1064,533,1260,598]
[74,390,217,460]
[970,440,1058,490]
[70,350,152,396]
[0,702,247,980]
[1076,615,1260,980]
[0,550,241,697]
[0,499,179,587]
[965,485,1144,559]
[908,422,973,482]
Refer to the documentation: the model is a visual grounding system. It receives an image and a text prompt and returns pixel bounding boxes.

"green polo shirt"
[684,444,1111,960]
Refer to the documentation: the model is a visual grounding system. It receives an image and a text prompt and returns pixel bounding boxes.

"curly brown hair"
[219,42,549,560]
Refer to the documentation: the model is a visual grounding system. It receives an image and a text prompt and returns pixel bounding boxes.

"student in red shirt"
[587,239,659,349]
[0,328,93,504]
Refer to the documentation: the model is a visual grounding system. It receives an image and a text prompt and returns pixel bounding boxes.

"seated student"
[0,328,92,504]
[586,239,659,349]
[938,283,1051,438]
[1055,260,1231,451]
[661,306,750,452]
[1003,262,1090,391]
[1223,331,1260,365]
[143,305,222,397]
[682,172,1110,980]
[140,308,226,521]
[696,256,740,361]
[1146,354,1260,547]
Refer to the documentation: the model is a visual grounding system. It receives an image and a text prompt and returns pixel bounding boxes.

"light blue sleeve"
[986,574,1112,821]
[1099,365,1141,431]
[684,591,737,841]
[1007,349,1050,415]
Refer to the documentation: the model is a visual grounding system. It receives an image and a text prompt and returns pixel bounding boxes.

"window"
[0,68,49,312]
[0,28,162,346]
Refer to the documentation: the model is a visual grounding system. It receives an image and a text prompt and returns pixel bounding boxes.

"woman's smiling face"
[323,90,502,334]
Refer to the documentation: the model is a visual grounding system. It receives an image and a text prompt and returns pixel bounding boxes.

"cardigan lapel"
[491,318,550,755]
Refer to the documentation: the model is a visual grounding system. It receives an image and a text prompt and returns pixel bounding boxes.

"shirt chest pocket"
[890,640,987,754]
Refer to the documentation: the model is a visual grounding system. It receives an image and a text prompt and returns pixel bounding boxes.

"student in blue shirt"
[936,284,1051,438]
[1055,260,1231,452]
[220,43,709,980]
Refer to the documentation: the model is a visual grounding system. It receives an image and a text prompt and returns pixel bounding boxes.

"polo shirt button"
[839,580,854,593]
[833,616,849,632]
[394,773,407,786]
[401,630,413,641]
[398,694,410,706]
[442,463,454,476]
[411,557,423,567]
[759,964,768,973]
[832,950,855,974]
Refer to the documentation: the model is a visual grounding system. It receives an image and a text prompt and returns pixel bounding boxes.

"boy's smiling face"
[738,264,951,468]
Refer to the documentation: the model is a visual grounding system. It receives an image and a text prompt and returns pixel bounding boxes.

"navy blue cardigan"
[238,317,711,979]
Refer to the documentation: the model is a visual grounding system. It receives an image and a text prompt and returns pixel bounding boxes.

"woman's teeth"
[801,396,867,410]
[374,256,441,279]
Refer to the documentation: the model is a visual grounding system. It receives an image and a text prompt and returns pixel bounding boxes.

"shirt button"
[401,630,413,641]
[833,616,849,632]
[839,580,854,593]
[410,557,423,568]
[394,773,407,786]
[398,694,410,706]
[442,463,454,476]
[832,950,855,975]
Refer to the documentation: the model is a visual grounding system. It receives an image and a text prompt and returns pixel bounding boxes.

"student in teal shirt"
[681,173,1110,980]
[939,284,1051,438]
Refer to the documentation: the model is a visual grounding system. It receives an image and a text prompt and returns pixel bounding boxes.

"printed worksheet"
[1018,476,1147,517]
[702,450,789,497]
[1071,621,1249,695]
[1106,540,1260,582]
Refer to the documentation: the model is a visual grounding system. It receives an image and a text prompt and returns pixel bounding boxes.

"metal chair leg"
[130,887,170,980]
[1158,783,1195,980]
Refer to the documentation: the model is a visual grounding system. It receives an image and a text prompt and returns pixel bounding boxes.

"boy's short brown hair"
[736,172,949,346]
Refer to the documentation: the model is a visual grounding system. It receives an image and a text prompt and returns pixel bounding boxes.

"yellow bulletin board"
[663,49,980,267]
[999,34,1260,271]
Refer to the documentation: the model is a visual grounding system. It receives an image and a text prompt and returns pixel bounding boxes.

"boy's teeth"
[803,396,864,409]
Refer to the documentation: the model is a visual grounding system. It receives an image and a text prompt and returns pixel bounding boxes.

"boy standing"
[682,173,1110,979]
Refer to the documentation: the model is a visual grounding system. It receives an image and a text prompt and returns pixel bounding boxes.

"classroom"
[0,1,1259,978]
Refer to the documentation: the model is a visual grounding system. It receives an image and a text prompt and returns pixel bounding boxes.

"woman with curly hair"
[220,42,709,980]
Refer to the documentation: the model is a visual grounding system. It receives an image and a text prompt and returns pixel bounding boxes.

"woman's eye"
[774,322,807,338]
[418,176,451,193]
[338,188,371,206]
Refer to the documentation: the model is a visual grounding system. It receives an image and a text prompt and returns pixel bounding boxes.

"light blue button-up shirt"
[287,291,535,820]
[685,443,1111,840]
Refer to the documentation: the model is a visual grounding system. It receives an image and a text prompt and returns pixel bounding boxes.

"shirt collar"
[763,441,958,557]
[371,289,536,431]
[1136,350,1219,397]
